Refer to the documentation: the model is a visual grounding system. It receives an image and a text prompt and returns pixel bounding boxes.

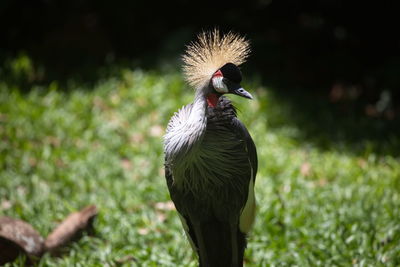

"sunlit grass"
[0,68,399,266]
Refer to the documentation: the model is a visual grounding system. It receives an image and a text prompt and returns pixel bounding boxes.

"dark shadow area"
[1,0,399,155]
[265,88,400,157]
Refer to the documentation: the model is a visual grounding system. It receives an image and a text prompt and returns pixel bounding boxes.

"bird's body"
[164,30,257,267]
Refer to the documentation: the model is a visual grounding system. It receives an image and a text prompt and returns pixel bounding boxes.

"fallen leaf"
[45,205,98,252]
[149,125,164,137]
[300,162,311,177]
[130,133,144,143]
[121,158,132,170]
[0,217,44,265]
[138,228,149,235]
[154,201,175,211]
[157,213,167,223]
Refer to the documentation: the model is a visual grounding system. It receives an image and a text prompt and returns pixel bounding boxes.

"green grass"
[1,67,399,266]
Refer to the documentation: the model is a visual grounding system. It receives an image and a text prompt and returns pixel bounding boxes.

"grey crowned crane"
[164,29,257,267]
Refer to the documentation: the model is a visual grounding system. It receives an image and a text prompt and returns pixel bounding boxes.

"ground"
[1,67,399,266]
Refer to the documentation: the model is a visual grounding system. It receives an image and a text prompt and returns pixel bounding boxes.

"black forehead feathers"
[220,63,242,83]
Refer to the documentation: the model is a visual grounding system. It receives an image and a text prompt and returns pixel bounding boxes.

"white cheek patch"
[212,76,228,93]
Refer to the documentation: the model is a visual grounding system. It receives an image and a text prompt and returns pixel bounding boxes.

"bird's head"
[211,62,253,100]
[182,29,252,107]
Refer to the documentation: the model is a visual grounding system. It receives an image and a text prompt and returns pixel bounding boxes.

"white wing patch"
[178,213,197,252]
[239,166,256,233]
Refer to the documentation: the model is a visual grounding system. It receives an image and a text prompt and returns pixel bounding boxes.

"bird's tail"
[191,220,247,267]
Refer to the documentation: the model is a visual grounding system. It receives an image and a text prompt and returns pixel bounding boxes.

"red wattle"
[207,93,219,107]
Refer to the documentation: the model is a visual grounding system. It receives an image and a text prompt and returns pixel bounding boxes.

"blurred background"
[1,1,400,265]
[1,0,399,153]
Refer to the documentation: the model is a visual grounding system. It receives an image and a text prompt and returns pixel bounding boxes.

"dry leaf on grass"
[154,201,175,211]
[138,228,149,235]
[0,205,98,264]
[300,162,311,177]
[0,216,44,265]
[149,125,164,137]
[45,205,98,252]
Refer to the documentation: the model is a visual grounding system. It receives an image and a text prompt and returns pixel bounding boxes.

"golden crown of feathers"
[182,29,251,89]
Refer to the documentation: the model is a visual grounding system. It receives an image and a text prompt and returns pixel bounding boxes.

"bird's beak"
[229,84,253,99]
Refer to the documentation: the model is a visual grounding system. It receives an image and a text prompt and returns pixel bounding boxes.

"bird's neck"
[190,90,208,124]
[164,90,208,164]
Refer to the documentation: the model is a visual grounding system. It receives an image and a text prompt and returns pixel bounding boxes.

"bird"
[163,29,257,267]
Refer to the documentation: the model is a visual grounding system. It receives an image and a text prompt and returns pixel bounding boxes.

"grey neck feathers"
[164,88,208,171]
